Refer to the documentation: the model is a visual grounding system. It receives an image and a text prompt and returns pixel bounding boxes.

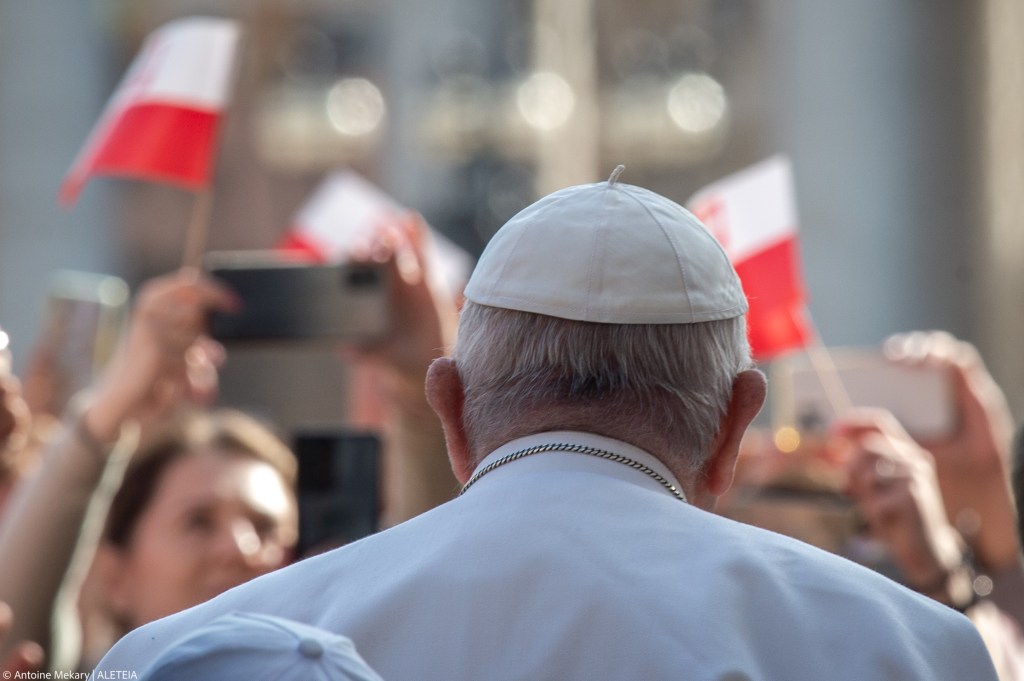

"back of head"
[455,168,752,473]
[137,612,384,681]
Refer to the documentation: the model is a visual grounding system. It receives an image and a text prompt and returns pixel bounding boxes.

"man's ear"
[425,358,473,484]
[702,369,767,499]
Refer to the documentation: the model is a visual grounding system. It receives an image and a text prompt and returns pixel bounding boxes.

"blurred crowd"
[720,331,1024,679]
[1,201,1023,679]
[0,215,460,673]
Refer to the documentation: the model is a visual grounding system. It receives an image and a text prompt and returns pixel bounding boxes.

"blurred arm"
[0,269,235,668]
[839,408,976,609]
[885,333,1020,578]
[0,406,136,668]
[340,216,461,527]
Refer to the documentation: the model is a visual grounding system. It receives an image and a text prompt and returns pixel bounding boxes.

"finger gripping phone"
[203,251,390,344]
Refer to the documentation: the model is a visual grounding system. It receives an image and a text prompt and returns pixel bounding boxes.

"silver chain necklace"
[459,442,688,503]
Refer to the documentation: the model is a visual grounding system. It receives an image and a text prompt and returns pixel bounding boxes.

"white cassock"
[99,431,998,681]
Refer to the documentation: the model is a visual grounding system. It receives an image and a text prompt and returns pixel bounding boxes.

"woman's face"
[107,448,297,628]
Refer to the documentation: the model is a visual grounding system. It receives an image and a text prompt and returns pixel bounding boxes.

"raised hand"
[884,331,1019,572]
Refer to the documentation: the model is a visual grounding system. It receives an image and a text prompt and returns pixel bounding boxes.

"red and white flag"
[59,16,241,206]
[688,155,813,360]
[278,170,473,295]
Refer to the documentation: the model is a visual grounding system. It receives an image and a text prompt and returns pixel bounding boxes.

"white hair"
[453,301,753,473]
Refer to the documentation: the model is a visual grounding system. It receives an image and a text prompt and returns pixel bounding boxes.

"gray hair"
[453,301,753,474]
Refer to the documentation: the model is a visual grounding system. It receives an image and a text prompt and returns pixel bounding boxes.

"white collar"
[465,431,687,503]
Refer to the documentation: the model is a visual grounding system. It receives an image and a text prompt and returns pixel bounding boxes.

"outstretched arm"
[340,216,461,527]
[837,408,975,608]
[0,270,236,668]
[883,332,1020,578]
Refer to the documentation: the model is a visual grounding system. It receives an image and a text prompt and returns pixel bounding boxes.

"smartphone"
[770,347,955,441]
[294,430,381,557]
[35,271,130,414]
[203,251,390,344]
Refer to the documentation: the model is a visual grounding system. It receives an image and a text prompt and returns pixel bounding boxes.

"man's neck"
[471,416,694,488]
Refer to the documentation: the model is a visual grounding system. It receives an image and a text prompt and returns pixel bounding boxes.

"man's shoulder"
[647,500,960,617]
[704,511,974,619]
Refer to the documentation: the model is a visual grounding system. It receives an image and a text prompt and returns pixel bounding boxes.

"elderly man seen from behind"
[97,167,998,681]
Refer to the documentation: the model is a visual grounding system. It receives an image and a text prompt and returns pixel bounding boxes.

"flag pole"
[802,312,853,418]
[181,188,214,269]
[179,23,246,270]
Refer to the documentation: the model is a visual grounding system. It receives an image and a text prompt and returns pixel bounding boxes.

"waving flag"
[278,170,473,295]
[60,16,241,206]
[688,155,813,360]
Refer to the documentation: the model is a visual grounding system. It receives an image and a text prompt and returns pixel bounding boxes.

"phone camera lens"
[345,266,379,289]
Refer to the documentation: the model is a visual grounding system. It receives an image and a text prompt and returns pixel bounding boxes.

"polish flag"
[59,16,241,206]
[687,155,813,360]
[278,170,473,296]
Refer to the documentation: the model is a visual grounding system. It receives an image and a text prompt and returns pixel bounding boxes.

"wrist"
[912,550,980,612]
[63,391,134,463]
[80,387,137,444]
[951,499,1021,571]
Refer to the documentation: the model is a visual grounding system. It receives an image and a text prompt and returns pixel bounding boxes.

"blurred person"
[881,331,1024,630]
[0,268,245,671]
[0,215,459,672]
[838,408,1023,680]
[725,332,1024,616]
[137,612,383,681]
[751,331,1024,678]
[723,331,1024,676]
[839,409,974,608]
[98,173,997,680]
[839,405,1024,675]
[81,407,300,667]
[884,331,1021,584]
[334,215,460,527]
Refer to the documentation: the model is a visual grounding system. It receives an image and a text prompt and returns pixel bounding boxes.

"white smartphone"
[37,270,130,413]
[769,347,956,441]
[203,251,391,345]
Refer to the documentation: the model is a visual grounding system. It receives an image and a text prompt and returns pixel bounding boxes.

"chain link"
[459,442,687,503]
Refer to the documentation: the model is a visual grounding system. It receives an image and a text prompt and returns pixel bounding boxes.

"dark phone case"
[294,430,381,557]
[205,259,390,344]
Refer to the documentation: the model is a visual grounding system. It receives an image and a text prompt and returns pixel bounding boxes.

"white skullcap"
[464,166,747,324]
[137,612,385,681]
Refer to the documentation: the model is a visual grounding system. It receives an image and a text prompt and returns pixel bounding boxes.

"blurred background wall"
[1,0,1022,431]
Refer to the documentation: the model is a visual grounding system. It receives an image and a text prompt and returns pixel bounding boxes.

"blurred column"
[532,0,600,193]
[0,3,120,369]
[976,0,1024,418]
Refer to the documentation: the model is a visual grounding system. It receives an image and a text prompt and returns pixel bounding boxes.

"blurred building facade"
[1,0,1022,430]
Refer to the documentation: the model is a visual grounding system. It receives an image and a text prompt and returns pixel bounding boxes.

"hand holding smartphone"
[770,347,956,441]
[203,251,391,345]
[28,271,129,416]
